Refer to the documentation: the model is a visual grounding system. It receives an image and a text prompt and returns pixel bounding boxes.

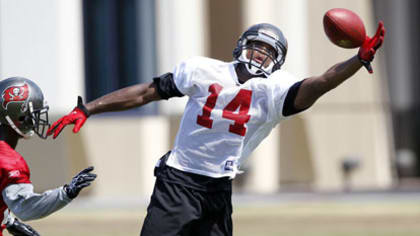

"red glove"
[47,96,90,139]
[358,21,386,73]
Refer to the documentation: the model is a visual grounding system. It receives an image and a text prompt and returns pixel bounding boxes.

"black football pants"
[140,179,233,236]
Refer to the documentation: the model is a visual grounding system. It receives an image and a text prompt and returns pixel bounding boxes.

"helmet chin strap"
[5,115,33,139]
[245,62,264,76]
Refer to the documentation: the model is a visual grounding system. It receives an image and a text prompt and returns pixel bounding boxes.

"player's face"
[245,41,277,68]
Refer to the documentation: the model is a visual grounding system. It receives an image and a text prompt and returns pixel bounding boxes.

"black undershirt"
[282,79,308,116]
[152,73,184,100]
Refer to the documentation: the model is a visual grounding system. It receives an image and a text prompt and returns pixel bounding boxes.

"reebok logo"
[8,170,20,178]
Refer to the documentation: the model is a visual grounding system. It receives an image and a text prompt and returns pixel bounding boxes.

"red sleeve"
[1,158,31,187]
[5,169,31,185]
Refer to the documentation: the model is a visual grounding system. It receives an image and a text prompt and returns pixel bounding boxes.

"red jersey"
[0,141,31,235]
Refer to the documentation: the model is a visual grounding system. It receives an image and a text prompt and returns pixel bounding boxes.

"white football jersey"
[166,57,300,178]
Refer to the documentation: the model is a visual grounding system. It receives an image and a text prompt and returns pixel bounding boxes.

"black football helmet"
[233,23,288,76]
[0,77,50,139]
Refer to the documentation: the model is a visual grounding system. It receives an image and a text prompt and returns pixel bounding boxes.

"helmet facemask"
[28,101,50,139]
[238,41,281,77]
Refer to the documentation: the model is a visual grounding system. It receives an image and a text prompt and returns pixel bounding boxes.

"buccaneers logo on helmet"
[2,83,29,110]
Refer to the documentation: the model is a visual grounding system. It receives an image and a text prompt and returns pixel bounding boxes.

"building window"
[82,0,157,115]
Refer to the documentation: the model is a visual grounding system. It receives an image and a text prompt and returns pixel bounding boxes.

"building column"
[243,127,280,193]
[0,0,84,113]
[241,0,309,193]
[155,0,209,115]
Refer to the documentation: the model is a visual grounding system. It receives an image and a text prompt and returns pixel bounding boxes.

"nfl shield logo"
[224,161,234,171]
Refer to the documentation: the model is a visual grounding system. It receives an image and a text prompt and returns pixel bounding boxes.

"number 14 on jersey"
[197,83,252,136]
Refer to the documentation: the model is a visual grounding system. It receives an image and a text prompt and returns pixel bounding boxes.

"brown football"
[323,8,366,48]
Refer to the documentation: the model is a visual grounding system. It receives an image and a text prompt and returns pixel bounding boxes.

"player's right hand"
[357,21,386,73]
[47,96,90,139]
[64,166,97,199]
[6,218,40,236]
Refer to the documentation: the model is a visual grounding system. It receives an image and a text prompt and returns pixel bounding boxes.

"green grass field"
[8,198,420,236]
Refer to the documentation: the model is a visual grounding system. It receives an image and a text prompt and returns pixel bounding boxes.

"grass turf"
[8,201,420,236]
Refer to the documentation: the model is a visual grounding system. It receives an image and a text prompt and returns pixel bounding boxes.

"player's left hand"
[6,218,40,236]
[47,96,90,139]
[358,21,386,73]
[64,166,97,199]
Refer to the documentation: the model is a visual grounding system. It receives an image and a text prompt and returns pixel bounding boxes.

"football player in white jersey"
[47,22,385,236]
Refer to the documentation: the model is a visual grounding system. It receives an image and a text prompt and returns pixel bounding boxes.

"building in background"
[0,0,416,200]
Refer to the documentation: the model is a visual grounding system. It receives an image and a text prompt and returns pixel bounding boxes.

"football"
[323,8,366,48]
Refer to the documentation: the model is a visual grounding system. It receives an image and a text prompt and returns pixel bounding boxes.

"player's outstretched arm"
[293,22,385,111]
[47,82,162,139]
[3,167,96,221]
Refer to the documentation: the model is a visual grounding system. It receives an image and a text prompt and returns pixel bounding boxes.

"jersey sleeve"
[1,162,31,187]
[2,184,71,221]
[152,73,184,100]
[264,70,301,122]
[171,58,199,96]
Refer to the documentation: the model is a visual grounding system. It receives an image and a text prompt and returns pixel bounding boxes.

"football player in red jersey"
[48,22,385,236]
[0,77,97,236]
